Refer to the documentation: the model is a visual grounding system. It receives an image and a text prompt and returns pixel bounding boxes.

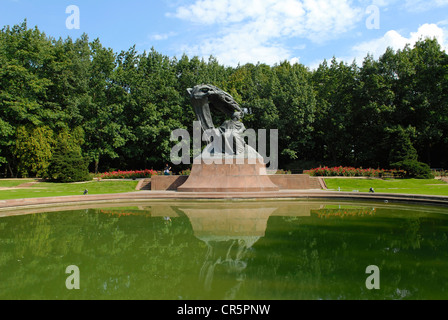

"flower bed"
[304,166,406,178]
[99,169,160,180]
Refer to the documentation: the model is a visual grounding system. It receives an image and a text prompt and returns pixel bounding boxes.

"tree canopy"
[1,21,447,177]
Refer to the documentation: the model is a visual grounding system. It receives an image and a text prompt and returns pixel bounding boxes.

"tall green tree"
[272,61,316,163]
[46,127,89,182]
[81,38,128,173]
[392,39,448,167]
[0,21,54,175]
[14,125,54,177]
[311,58,359,166]
[352,52,396,168]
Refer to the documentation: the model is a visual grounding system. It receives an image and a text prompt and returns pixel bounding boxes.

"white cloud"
[150,32,177,41]
[404,0,448,12]
[302,0,363,42]
[170,0,272,25]
[348,23,448,64]
[289,57,301,64]
[367,0,448,11]
[169,0,363,66]
[179,30,292,66]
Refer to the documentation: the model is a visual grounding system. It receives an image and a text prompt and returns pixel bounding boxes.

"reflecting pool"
[1,200,448,300]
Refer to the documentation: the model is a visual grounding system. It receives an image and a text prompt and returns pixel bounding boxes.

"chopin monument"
[177,84,280,192]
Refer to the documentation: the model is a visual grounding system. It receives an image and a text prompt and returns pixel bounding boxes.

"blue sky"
[1,0,447,68]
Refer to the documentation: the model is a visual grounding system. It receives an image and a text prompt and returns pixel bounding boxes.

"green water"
[0,200,447,300]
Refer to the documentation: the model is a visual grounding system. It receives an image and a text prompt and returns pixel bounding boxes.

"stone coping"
[0,190,447,213]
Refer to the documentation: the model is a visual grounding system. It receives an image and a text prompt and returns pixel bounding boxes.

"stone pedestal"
[177,158,280,192]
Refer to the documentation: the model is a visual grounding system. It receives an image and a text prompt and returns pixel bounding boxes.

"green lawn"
[324,178,448,196]
[0,180,139,200]
[1,178,447,200]
[0,179,35,188]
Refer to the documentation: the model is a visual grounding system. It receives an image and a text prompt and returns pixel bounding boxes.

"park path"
[0,179,44,190]
[15,181,40,188]
[15,179,46,188]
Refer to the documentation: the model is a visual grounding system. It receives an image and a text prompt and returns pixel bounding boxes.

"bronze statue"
[187,84,247,156]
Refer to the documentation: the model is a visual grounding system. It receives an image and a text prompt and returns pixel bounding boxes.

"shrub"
[46,150,90,182]
[386,126,433,179]
[391,160,434,179]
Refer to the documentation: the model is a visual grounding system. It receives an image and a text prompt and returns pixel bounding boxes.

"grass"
[1,177,447,201]
[0,180,139,200]
[0,179,35,188]
[324,178,448,196]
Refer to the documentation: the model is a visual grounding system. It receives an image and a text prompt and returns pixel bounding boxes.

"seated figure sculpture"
[179,84,279,192]
[217,111,245,155]
[187,84,261,162]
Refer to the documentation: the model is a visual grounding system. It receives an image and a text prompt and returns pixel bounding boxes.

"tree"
[46,126,90,182]
[115,48,184,170]
[81,38,128,173]
[352,52,396,168]
[0,21,54,176]
[273,61,316,164]
[311,58,358,166]
[387,126,433,179]
[46,149,89,182]
[14,126,54,177]
[392,39,448,167]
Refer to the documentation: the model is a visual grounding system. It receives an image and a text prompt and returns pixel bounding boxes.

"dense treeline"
[1,21,447,177]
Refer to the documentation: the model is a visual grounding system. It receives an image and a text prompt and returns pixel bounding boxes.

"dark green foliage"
[391,160,434,179]
[387,126,434,179]
[46,126,90,182]
[387,126,418,164]
[1,20,447,177]
[13,125,54,177]
[46,149,90,182]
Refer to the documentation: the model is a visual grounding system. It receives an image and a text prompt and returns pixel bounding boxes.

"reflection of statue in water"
[199,236,258,299]
[177,204,275,299]
[187,84,260,158]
